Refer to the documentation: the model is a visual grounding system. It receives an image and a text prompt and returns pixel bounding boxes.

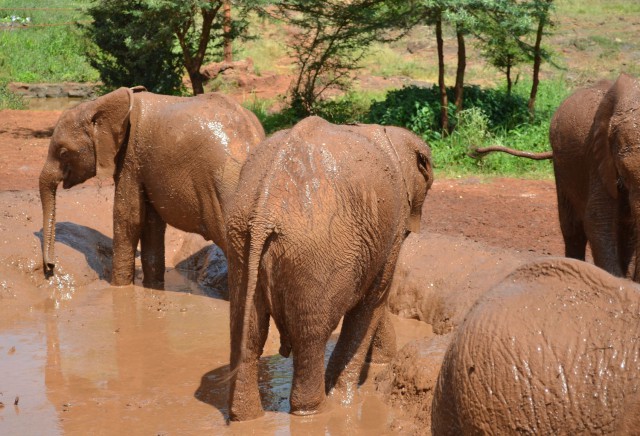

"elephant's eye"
[58,147,68,159]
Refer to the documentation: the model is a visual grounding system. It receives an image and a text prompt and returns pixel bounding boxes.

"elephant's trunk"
[39,161,62,276]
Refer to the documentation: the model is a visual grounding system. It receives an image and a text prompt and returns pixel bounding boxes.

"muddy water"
[0,187,432,434]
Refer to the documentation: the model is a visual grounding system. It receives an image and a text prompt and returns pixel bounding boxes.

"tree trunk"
[454,25,466,113]
[528,2,549,120]
[436,14,449,134]
[223,0,232,63]
[506,64,512,96]
[188,69,206,95]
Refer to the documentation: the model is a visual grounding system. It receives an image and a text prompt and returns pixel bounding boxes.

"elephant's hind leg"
[557,190,587,260]
[141,200,167,289]
[289,334,331,415]
[229,289,270,421]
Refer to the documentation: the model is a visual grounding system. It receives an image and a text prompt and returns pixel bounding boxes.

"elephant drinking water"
[39,87,265,288]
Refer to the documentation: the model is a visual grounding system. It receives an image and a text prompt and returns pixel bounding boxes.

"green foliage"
[368,84,533,140]
[84,0,185,94]
[365,79,567,176]
[270,0,415,117]
[0,80,26,109]
[0,1,98,83]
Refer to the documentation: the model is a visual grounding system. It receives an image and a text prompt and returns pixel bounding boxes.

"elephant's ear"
[590,82,619,199]
[406,149,434,233]
[90,87,137,178]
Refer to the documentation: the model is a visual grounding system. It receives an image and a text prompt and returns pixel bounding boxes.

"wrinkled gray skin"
[432,257,640,435]
[39,87,265,288]
[225,116,433,421]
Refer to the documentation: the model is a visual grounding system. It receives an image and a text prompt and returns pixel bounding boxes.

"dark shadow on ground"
[35,222,116,281]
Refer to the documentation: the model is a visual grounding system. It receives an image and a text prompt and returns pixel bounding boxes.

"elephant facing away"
[432,257,640,435]
[472,76,639,279]
[39,87,265,288]
[225,116,433,420]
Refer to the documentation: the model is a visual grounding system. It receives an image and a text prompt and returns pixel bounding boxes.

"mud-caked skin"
[475,75,640,281]
[432,258,640,435]
[225,116,433,421]
[39,87,265,289]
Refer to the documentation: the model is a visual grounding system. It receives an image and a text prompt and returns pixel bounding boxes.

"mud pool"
[0,186,433,434]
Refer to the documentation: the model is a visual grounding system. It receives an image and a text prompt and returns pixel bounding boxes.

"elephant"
[39,86,265,289]
[431,257,640,434]
[472,75,639,280]
[224,116,434,420]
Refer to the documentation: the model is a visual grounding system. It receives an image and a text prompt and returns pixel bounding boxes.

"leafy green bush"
[0,1,98,83]
[367,84,532,139]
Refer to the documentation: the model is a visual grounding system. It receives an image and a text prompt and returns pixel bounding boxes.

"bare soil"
[0,109,565,434]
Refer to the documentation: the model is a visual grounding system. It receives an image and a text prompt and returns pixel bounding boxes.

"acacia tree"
[271,0,415,116]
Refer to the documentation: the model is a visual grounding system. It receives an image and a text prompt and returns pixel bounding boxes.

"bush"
[367,84,532,139]
[0,81,26,109]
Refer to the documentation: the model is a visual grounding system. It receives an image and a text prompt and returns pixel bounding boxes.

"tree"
[526,0,554,118]
[86,0,259,95]
[271,0,416,116]
[474,1,531,96]
[84,1,184,94]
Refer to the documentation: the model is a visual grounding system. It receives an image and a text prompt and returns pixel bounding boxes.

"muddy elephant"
[225,116,433,420]
[39,86,265,288]
[432,257,640,435]
[473,75,640,279]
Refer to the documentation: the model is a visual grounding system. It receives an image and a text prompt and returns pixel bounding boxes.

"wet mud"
[1,110,573,434]
[0,186,435,434]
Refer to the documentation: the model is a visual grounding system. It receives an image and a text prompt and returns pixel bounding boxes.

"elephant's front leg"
[111,174,144,286]
[140,199,167,289]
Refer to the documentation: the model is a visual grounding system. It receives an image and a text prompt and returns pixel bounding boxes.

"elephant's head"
[39,86,145,275]
[590,73,640,199]
[384,126,434,233]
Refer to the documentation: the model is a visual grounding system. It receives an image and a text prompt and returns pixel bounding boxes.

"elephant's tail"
[469,145,553,160]
[225,220,275,383]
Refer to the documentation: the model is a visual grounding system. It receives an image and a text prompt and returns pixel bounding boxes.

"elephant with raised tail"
[39,86,265,288]
[432,257,640,434]
[225,116,433,420]
[473,75,640,280]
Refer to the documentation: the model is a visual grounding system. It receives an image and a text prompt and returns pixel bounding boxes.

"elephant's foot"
[229,405,265,422]
[290,397,330,416]
[142,278,164,290]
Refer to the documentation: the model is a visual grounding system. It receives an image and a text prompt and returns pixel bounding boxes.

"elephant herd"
[38,74,640,431]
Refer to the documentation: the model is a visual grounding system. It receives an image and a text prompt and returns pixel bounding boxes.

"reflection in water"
[0,268,429,434]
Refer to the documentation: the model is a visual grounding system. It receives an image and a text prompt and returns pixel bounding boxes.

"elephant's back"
[432,257,640,435]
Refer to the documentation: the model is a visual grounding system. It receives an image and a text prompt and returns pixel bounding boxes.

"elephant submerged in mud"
[225,116,434,420]
[474,74,640,280]
[431,257,640,434]
[39,86,265,288]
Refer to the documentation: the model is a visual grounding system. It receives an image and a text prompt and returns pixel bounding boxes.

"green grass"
[361,43,435,80]
[0,0,98,83]
[556,0,640,16]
